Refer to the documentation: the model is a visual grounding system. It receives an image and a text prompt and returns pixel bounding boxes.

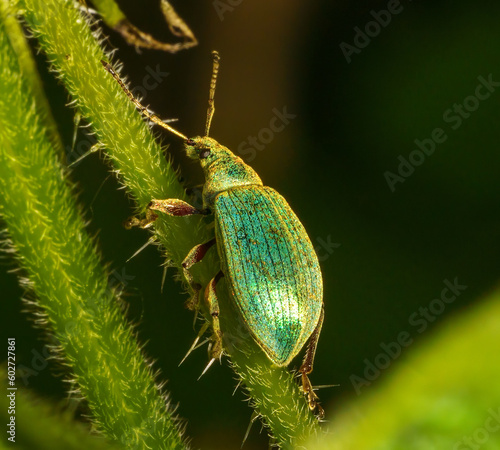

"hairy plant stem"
[0,4,187,448]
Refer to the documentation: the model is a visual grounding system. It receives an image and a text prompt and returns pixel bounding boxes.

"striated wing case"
[214,185,323,366]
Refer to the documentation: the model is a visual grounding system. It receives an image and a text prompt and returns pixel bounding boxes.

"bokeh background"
[2,0,500,448]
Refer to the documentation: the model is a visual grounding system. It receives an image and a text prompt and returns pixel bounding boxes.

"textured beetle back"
[214,186,323,366]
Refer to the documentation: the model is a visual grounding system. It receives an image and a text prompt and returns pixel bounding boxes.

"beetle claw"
[208,329,223,361]
[185,284,202,312]
[123,208,158,230]
[123,216,141,229]
[301,371,325,419]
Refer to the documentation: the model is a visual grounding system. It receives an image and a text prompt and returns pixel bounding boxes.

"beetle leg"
[149,198,210,217]
[299,305,325,418]
[204,271,224,361]
[124,199,210,229]
[182,238,216,310]
[123,209,158,229]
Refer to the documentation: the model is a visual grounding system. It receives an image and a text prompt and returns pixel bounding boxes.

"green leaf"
[311,289,500,449]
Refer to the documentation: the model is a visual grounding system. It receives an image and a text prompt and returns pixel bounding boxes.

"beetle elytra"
[102,52,325,416]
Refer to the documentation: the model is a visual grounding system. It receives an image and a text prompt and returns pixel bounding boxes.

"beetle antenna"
[101,60,188,141]
[205,50,220,137]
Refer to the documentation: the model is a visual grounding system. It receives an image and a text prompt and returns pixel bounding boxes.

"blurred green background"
[2,0,500,448]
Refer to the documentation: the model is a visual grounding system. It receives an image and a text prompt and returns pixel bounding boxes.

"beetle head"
[184,136,262,207]
[184,136,222,164]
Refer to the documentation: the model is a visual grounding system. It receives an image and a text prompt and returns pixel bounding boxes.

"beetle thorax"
[184,136,263,207]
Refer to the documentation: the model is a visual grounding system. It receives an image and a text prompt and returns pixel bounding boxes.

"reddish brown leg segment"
[149,198,207,217]
[124,198,209,229]
[299,305,325,418]
[182,239,216,309]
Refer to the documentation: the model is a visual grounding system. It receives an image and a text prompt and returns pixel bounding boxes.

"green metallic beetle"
[102,52,325,415]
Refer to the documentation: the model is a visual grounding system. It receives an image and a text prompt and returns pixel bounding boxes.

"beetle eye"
[199,148,211,159]
[186,138,195,146]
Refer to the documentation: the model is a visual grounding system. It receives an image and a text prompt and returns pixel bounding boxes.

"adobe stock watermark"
[350,277,467,395]
[385,74,500,192]
[454,406,500,450]
[66,65,169,167]
[237,106,297,163]
[128,65,169,99]
[315,236,340,262]
[16,336,58,387]
[340,0,405,64]
[212,0,243,21]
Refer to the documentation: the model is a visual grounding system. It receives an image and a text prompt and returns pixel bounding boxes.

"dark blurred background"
[2,0,500,448]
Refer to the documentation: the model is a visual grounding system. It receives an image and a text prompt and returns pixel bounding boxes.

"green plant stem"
[0,9,187,449]
[89,0,124,27]
[222,305,322,448]
[0,0,63,154]
[1,368,120,450]
[90,0,197,53]
[20,0,321,445]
